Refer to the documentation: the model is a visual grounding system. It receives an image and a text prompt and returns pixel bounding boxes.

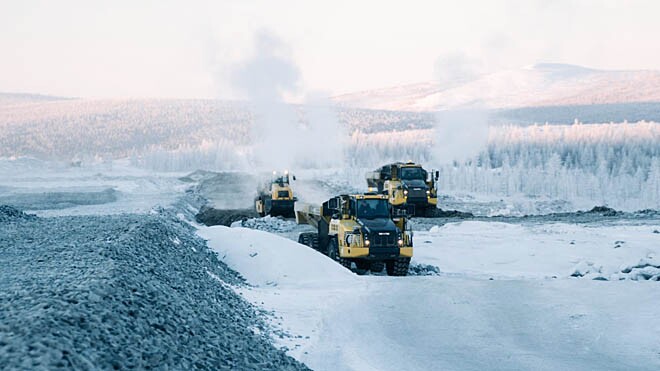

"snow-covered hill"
[0,92,71,106]
[333,64,660,111]
[0,97,433,160]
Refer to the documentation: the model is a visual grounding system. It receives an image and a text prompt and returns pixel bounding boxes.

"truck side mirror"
[435,171,439,181]
[292,175,296,181]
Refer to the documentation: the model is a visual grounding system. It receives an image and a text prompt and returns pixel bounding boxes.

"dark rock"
[0,205,38,222]
[586,206,618,216]
[429,208,474,218]
[195,206,259,226]
[407,263,441,276]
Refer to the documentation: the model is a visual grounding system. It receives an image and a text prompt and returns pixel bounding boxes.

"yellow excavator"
[255,171,297,217]
[296,193,413,276]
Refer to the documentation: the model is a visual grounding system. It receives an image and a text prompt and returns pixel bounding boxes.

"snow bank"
[198,226,356,287]
[199,223,660,371]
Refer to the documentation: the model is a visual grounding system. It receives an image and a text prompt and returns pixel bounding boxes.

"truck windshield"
[272,176,289,185]
[356,199,390,219]
[399,167,425,180]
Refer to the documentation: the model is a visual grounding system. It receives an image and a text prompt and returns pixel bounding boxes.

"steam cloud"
[432,52,490,165]
[232,30,344,171]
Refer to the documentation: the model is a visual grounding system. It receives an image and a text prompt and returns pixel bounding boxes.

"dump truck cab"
[366,162,439,216]
[255,171,297,217]
[296,193,413,276]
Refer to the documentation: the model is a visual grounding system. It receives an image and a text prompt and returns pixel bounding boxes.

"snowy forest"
[1,98,658,210]
[345,121,660,210]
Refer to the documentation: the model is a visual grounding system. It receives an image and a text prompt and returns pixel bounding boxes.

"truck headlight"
[403,190,408,195]
[397,239,404,246]
[365,239,370,247]
[426,190,430,195]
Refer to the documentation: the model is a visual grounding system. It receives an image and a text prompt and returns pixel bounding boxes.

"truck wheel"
[423,207,439,218]
[386,258,410,276]
[298,233,320,250]
[298,233,310,246]
[310,234,320,251]
[328,238,351,270]
[370,261,385,273]
[355,260,370,275]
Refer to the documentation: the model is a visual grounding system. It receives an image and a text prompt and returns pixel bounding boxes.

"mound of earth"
[0,210,308,370]
[0,205,37,222]
[196,206,259,226]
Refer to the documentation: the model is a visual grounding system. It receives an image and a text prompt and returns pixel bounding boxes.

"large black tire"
[370,261,385,273]
[422,206,433,218]
[298,233,310,246]
[263,197,272,216]
[386,258,410,276]
[354,260,370,275]
[328,238,352,270]
[298,233,320,251]
[309,234,319,251]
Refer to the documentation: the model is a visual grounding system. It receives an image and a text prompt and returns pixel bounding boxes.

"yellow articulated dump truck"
[366,162,439,217]
[255,171,297,217]
[296,193,412,276]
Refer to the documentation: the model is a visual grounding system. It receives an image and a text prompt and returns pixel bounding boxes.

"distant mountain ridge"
[0,92,72,106]
[332,63,660,112]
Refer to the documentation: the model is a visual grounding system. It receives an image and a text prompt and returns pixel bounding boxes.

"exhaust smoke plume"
[432,53,491,166]
[231,30,344,171]
[433,109,490,166]
[232,31,301,170]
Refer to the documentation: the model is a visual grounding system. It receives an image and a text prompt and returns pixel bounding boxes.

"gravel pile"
[407,263,441,276]
[234,216,299,233]
[0,205,37,222]
[0,207,308,370]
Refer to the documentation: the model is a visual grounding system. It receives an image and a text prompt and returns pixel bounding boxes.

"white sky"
[1,0,659,99]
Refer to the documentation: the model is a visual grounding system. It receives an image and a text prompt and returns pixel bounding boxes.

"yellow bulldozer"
[296,193,413,276]
[366,162,439,216]
[255,171,297,217]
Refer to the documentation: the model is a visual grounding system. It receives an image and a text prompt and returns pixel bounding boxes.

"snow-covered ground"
[3,157,660,370]
[414,221,660,281]
[0,158,188,216]
[199,223,660,371]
